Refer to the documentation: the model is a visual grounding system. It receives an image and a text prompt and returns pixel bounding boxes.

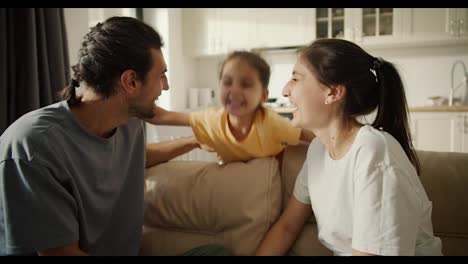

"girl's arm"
[300,129,315,143]
[145,136,200,168]
[145,105,190,126]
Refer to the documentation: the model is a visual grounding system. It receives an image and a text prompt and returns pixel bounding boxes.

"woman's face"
[282,56,331,130]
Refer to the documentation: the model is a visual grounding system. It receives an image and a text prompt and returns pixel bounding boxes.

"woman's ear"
[325,84,346,104]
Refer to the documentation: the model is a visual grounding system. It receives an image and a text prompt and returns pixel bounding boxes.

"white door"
[410,112,464,153]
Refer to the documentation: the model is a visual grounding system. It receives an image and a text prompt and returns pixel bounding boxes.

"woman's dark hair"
[300,38,420,175]
[60,16,164,106]
[219,51,271,89]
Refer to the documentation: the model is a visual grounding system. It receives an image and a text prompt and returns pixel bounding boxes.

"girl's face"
[220,58,268,118]
[282,56,331,130]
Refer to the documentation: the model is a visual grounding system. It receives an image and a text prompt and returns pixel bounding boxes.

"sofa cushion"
[417,150,468,256]
[142,158,282,255]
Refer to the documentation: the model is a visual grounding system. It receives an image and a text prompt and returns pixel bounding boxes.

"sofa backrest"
[142,158,282,256]
[280,144,468,256]
[417,150,468,256]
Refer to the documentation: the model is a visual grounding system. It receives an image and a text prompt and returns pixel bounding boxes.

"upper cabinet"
[183,8,314,57]
[350,8,407,45]
[313,8,348,39]
[249,8,314,48]
[409,8,468,41]
[311,8,407,47]
[182,8,468,57]
[183,8,219,57]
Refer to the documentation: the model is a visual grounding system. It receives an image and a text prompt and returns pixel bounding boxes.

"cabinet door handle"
[449,19,457,36]
[459,19,465,36]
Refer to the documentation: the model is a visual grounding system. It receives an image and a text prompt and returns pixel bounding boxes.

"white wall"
[64,8,90,70]
[371,46,468,107]
[64,8,137,74]
[191,45,468,108]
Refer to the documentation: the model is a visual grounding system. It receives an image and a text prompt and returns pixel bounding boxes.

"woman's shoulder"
[353,125,413,169]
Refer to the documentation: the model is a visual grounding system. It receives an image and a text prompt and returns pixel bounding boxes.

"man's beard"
[129,100,155,119]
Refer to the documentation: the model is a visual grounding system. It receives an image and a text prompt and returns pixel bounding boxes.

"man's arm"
[145,136,200,168]
[37,242,88,256]
[144,105,190,126]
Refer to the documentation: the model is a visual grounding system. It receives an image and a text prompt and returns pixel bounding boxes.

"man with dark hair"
[0,16,229,256]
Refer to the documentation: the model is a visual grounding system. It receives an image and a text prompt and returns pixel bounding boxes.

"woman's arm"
[352,249,377,256]
[255,196,312,256]
[145,137,200,168]
[144,105,190,126]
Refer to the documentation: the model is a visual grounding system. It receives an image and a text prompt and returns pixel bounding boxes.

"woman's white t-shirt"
[293,125,443,256]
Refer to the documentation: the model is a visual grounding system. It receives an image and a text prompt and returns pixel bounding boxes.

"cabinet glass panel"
[316,8,328,38]
[362,8,376,36]
[317,21,328,38]
[331,8,344,38]
[379,8,393,35]
[316,8,328,18]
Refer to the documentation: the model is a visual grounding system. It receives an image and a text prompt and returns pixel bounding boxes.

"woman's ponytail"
[372,58,421,175]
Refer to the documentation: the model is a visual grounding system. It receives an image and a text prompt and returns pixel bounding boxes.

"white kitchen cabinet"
[463,114,468,152]
[183,8,314,56]
[408,8,468,41]
[410,112,468,153]
[183,8,220,57]
[249,8,314,48]
[311,8,407,46]
[312,8,351,40]
[350,8,408,46]
[452,8,468,38]
[183,8,253,57]
[219,8,252,53]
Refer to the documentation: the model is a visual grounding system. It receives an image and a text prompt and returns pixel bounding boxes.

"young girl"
[255,39,443,256]
[147,51,314,164]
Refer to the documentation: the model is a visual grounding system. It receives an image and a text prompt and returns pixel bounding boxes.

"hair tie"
[372,57,384,70]
[70,79,79,88]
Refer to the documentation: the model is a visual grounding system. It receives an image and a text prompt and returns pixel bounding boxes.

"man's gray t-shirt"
[0,101,146,255]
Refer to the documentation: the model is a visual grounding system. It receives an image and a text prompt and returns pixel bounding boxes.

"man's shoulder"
[0,101,69,161]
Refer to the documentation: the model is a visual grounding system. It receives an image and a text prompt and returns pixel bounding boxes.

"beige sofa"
[140,144,468,256]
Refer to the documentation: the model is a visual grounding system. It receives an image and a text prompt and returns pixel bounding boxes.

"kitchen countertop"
[270,107,295,113]
[409,105,468,112]
[271,106,468,113]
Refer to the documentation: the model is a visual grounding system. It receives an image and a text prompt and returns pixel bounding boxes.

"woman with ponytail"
[256,39,442,256]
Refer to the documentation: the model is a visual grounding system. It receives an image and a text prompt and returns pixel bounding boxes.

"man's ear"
[261,88,269,102]
[326,84,346,104]
[120,69,141,96]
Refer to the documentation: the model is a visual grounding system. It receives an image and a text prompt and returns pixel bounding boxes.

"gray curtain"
[0,8,70,134]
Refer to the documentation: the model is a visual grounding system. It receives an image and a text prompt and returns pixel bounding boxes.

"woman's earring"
[325,100,329,105]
